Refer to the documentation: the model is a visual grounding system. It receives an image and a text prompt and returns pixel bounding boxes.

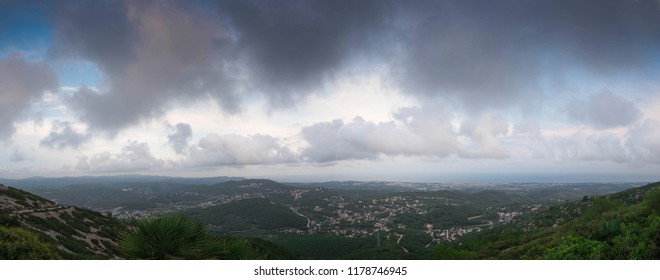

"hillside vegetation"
[0,184,294,260]
[119,213,297,259]
[1,184,126,259]
[433,182,660,259]
[187,198,307,232]
[2,179,658,260]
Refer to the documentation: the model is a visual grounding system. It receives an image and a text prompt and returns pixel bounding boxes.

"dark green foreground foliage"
[0,226,61,259]
[270,234,399,260]
[432,182,660,260]
[119,213,295,259]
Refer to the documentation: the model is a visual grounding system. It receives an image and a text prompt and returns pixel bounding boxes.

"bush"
[544,235,607,260]
[0,214,21,227]
[643,189,660,214]
[0,226,61,260]
[119,213,210,259]
[118,213,285,259]
[431,244,477,260]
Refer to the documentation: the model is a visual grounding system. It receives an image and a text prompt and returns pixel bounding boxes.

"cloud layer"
[627,120,660,164]
[568,92,642,129]
[0,54,58,139]
[166,122,192,155]
[45,0,660,134]
[76,141,163,173]
[40,121,89,150]
[1,0,659,178]
[186,133,296,167]
[55,1,238,134]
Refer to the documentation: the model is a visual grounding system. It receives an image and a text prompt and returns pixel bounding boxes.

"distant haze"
[1,0,659,182]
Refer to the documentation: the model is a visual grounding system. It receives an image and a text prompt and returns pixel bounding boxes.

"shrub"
[0,226,61,260]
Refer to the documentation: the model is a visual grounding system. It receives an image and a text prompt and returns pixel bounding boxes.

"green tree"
[431,244,477,260]
[643,189,660,214]
[0,226,61,260]
[611,214,660,259]
[544,235,607,260]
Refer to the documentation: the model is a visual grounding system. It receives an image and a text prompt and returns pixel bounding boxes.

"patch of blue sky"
[638,50,660,90]
[50,59,102,88]
[534,45,655,99]
[0,4,52,61]
[0,5,102,88]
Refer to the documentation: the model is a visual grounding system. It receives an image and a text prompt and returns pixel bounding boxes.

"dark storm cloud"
[47,0,392,133]
[393,0,660,109]
[46,0,660,133]
[51,0,139,75]
[53,0,239,133]
[165,122,192,154]
[225,0,660,106]
[567,92,642,129]
[39,121,89,150]
[217,0,392,107]
[0,54,58,139]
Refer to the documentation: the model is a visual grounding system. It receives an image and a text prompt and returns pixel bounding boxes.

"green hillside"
[1,184,126,259]
[1,184,295,260]
[3,179,658,260]
[432,182,660,259]
[187,198,307,232]
[268,234,405,260]
[23,179,294,211]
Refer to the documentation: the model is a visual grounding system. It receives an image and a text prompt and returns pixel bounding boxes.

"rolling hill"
[187,198,307,232]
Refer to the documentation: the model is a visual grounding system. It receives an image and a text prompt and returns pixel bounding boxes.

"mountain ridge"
[0,175,247,188]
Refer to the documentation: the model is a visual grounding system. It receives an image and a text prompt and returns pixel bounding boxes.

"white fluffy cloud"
[76,141,163,172]
[184,133,296,167]
[627,119,660,164]
[300,107,515,162]
[300,107,457,162]
[458,113,510,158]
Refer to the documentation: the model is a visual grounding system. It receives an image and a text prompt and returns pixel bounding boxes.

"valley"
[4,175,649,259]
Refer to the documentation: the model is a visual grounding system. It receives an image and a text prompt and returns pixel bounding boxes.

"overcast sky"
[1,0,660,182]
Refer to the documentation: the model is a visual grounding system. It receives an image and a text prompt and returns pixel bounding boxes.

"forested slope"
[433,182,660,259]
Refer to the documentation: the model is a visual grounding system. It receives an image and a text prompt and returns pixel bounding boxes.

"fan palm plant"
[119,213,227,259]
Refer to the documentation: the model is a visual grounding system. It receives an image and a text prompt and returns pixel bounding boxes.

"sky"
[1,0,660,182]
